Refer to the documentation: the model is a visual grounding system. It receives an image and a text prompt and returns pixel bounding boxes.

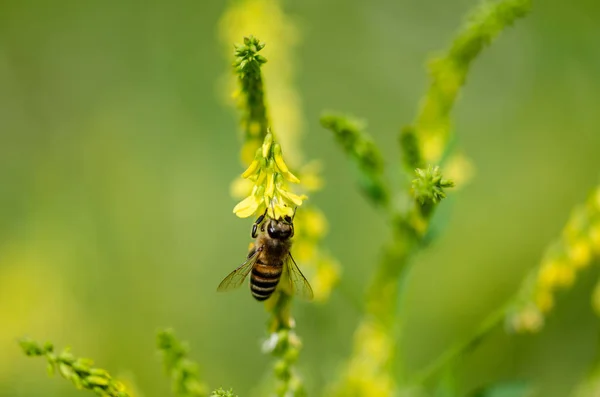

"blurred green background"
[1,0,600,396]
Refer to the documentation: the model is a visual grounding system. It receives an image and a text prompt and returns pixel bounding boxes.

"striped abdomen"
[250,260,282,301]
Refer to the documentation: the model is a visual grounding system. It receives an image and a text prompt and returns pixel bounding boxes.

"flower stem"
[19,338,130,397]
[401,0,532,168]
[264,291,306,397]
[328,0,531,394]
[234,35,271,164]
[157,329,209,397]
[320,113,390,209]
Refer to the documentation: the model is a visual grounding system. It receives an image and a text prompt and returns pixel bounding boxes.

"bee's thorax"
[256,233,291,262]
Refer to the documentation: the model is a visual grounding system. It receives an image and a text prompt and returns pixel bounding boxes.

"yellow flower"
[590,223,600,254]
[300,208,328,239]
[233,186,264,218]
[330,320,396,396]
[555,263,575,288]
[443,152,475,189]
[567,239,592,269]
[421,134,444,164]
[233,133,307,219]
[297,160,324,192]
[538,259,573,290]
[517,305,544,333]
[273,143,300,183]
[509,185,600,334]
[535,289,554,313]
[507,304,544,333]
[311,255,341,302]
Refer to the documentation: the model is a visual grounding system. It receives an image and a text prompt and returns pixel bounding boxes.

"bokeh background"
[2,0,600,396]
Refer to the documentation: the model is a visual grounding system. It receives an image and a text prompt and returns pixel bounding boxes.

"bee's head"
[266,216,294,240]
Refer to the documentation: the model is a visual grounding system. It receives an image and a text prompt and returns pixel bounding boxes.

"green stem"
[400,0,532,169]
[19,338,130,397]
[320,113,390,209]
[157,329,209,397]
[234,35,271,162]
[265,291,306,397]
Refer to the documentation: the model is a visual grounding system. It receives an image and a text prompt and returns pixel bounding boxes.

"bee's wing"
[217,248,260,292]
[283,252,314,301]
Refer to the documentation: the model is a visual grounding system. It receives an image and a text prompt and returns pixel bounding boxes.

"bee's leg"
[247,244,263,258]
[247,244,256,258]
[252,209,268,238]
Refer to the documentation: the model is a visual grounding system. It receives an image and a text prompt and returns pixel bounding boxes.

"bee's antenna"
[291,206,298,222]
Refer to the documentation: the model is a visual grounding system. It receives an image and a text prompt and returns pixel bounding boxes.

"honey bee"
[217,210,313,301]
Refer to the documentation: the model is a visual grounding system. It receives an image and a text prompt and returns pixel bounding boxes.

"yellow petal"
[284,171,300,184]
[265,170,275,197]
[273,203,294,219]
[279,189,306,206]
[273,143,289,173]
[233,195,260,218]
[262,133,273,158]
[241,158,260,178]
[273,204,282,220]
[256,169,267,186]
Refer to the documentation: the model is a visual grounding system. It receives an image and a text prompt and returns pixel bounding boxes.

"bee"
[217,210,313,301]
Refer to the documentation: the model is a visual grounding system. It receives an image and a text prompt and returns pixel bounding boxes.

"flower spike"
[233,133,307,219]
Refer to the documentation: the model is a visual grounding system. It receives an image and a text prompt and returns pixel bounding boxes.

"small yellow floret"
[535,290,554,313]
[589,223,600,254]
[567,239,592,269]
[233,133,307,219]
[538,260,573,290]
[311,256,340,302]
[511,305,544,333]
[233,190,261,218]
